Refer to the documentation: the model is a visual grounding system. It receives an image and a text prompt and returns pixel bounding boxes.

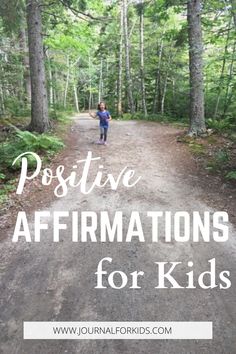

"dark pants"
[100,126,108,142]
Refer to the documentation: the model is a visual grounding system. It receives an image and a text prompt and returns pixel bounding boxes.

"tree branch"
[59,0,111,22]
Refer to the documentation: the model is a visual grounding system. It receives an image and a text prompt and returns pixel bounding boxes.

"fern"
[226,171,236,180]
[0,130,64,171]
[207,118,235,132]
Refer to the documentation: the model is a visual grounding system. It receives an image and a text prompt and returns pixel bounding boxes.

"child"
[89,102,112,145]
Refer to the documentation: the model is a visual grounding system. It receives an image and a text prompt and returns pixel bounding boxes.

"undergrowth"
[0,128,65,204]
[119,112,188,125]
[226,171,236,180]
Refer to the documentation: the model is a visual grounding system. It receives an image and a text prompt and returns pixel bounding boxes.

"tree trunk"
[73,83,79,112]
[89,56,92,110]
[117,2,123,116]
[64,55,70,109]
[19,28,31,104]
[0,85,5,115]
[187,0,206,135]
[26,0,50,133]
[231,0,236,28]
[123,0,135,113]
[98,58,103,102]
[45,51,54,109]
[139,1,147,116]
[172,78,176,114]
[153,36,164,114]
[214,20,231,119]
[161,49,173,115]
[223,40,236,117]
[53,68,58,107]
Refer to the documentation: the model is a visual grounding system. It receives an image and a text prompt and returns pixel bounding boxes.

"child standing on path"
[89,102,112,145]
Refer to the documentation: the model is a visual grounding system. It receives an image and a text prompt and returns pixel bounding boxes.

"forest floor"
[0,114,236,353]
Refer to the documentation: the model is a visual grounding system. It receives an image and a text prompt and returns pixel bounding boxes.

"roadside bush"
[206,148,230,171]
[49,109,73,123]
[121,113,133,120]
[4,97,30,117]
[120,112,186,123]
[206,118,236,132]
[226,171,236,180]
[0,129,64,171]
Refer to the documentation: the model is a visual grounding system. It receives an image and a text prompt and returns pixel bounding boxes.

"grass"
[189,142,206,156]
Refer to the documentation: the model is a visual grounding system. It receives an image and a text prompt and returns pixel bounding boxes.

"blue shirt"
[97,110,110,127]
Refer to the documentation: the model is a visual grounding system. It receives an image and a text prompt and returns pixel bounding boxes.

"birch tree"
[117,1,123,116]
[123,0,135,113]
[138,0,147,116]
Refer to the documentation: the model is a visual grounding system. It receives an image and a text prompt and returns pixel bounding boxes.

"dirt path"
[0,114,236,354]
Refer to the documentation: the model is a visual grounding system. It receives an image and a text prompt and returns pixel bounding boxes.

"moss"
[189,142,206,156]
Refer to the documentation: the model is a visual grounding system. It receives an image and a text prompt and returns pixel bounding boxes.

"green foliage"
[0,130,64,171]
[174,23,188,47]
[78,0,87,12]
[0,0,236,135]
[226,171,236,180]
[45,21,94,55]
[0,0,25,33]
[189,142,206,156]
[3,97,30,117]
[120,112,185,124]
[121,113,133,120]
[49,110,72,123]
[0,193,8,205]
[207,118,235,132]
[214,149,230,163]
[229,133,236,142]
[129,112,145,120]
[206,148,230,171]
[0,179,16,204]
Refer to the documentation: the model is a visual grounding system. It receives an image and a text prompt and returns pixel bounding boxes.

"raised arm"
[89,111,97,119]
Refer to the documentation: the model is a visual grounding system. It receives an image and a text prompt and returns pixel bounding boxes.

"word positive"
[13,151,141,197]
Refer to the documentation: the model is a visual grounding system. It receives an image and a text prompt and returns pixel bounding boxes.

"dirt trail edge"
[0,114,236,354]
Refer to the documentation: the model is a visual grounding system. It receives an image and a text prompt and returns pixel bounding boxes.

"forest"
[0,0,236,202]
[0,0,235,129]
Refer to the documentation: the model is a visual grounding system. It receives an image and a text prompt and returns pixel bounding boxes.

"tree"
[123,0,135,113]
[138,0,147,116]
[153,32,164,114]
[213,19,232,118]
[1,0,235,128]
[187,0,206,135]
[222,39,236,117]
[117,1,123,116]
[19,27,31,103]
[26,0,50,133]
[231,0,236,28]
